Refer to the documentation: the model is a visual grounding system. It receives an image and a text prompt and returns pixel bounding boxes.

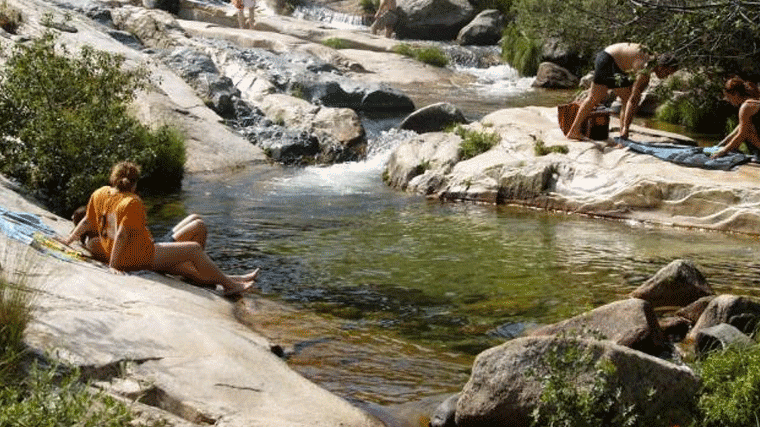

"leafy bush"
[530,339,670,427]
[696,343,760,427]
[654,71,735,135]
[322,37,350,49]
[534,139,568,156]
[359,0,378,15]
[392,44,449,68]
[500,24,542,76]
[0,33,185,216]
[452,125,500,160]
[0,248,37,384]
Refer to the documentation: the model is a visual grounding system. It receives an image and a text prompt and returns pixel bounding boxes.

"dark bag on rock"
[557,102,610,140]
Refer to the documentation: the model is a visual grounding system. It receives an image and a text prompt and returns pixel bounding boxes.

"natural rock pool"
[147,139,760,411]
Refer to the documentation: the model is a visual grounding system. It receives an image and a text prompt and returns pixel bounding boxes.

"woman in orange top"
[63,162,257,296]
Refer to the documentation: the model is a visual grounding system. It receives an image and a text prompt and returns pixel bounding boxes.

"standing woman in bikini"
[710,76,760,159]
[63,161,258,296]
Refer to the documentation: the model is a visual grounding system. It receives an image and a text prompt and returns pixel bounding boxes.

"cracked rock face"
[385,106,760,235]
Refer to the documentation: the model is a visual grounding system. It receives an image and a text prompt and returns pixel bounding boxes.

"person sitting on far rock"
[566,43,679,141]
[61,161,258,296]
[235,0,255,29]
[370,0,398,38]
[710,76,760,159]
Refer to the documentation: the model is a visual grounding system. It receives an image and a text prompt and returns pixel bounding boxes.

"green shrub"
[0,248,37,384]
[530,339,670,427]
[392,43,449,68]
[534,139,568,156]
[0,33,185,216]
[0,1,21,34]
[453,125,500,160]
[500,24,542,76]
[696,343,760,427]
[322,37,350,49]
[359,0,378,15]
[654,70,734,135]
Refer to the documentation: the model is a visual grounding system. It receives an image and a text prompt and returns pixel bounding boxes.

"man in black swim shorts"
[566,43,678,141]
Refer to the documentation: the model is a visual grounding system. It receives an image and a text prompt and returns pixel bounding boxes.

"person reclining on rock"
[566,43,678,141]
[62,161,258,296]
[710,76,760,159]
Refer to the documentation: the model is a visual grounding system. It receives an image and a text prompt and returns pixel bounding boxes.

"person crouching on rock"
[566,43,678,141]
[61,161,258,296]
[710,76,760,159]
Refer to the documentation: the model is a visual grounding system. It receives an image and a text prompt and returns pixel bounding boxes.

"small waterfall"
[291,3,371,29]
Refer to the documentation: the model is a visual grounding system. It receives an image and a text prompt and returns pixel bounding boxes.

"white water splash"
[457,63,536,98]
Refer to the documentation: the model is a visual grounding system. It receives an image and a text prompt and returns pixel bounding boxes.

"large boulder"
[630,259,714,308]
[456,9,504,46]
[399,102,468,134]
[527,299,668,355]
[162,47,242,118]
[688,294,760,341]
[395,0,477,40]
[384,131,460,193]
[531,62,579,89]
[695,323,754,356]
[455,336,699,427]
[259,94,367,164]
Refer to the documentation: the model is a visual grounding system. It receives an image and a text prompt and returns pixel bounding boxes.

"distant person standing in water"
[710,76,760,159]
[370,0,398,38]
[235,0,255,29]
[566,43,678,141]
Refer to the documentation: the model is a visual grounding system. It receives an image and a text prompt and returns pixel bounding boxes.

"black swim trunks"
[593,51,634,89]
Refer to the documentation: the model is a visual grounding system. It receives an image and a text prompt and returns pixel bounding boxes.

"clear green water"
[147,161,760,409]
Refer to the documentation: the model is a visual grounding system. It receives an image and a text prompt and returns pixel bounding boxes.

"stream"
[147,6,760,424]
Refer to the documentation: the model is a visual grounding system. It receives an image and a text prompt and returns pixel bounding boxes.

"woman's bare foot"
[566,132,593,142]
[223,280,256,297]
[231,268,260,283]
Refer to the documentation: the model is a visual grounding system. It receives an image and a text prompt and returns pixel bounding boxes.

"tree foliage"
[510,0,760,78]
[0,33,185,216]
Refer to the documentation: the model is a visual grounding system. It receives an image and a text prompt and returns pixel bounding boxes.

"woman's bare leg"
[172,215,207,248]
[152,242,256,295]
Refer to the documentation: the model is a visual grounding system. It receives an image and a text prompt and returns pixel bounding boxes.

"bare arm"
[619,73,650,138]
[62,218,94,246]
[109,224,132,272]
[712,101,760,158]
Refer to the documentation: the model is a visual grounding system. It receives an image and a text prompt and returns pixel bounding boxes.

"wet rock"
[429,393,459,427]
[676,296,715,323]
[541,38,584,78]
[385,131,460,192]
[456,9,504,46]
[111,5,187,49]
[396,0,477,41]
[688,294,760,342]
[399,102,468,134]
[629,259,714,308]
[361,87,416,113]
[527,299,668,356]
[696,323,753,357]
[659,316,692,342]
[258,94,367,164]
[455,336,699,427]
[161,47,242,118]
[531,62,579,89]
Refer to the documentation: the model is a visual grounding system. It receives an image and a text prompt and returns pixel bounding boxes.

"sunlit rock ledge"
[385,106,760,235]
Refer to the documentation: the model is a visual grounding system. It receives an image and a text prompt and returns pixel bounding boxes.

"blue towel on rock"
[0,205,56,245]
[615,137,752,171]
